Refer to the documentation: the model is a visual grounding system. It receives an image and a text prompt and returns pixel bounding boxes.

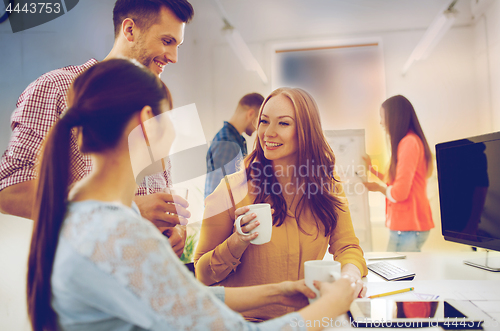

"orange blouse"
[385,132,434,231]
[194,171,367,321]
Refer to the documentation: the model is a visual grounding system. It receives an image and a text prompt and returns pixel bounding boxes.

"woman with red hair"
[195,87,367,321]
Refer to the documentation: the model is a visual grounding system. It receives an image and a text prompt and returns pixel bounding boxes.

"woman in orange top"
[363,95,434,252]
[194,87,367,321]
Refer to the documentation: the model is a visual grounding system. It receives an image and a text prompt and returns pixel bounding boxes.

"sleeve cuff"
[386,185,397,203]
[218,239,241,270]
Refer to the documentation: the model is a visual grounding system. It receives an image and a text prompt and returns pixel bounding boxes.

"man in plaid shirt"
[0,0,193,257]
[205,93,264,198]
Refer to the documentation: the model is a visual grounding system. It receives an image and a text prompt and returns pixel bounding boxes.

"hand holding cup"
[228,204,273,259]
[157,187,189,234]
[304,260,342,304]
[234,203,272,245]
[233,206,260,244]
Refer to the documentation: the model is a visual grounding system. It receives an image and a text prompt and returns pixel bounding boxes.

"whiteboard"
[324,129,372,252]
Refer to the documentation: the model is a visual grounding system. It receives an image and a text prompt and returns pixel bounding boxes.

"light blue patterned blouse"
[51,200,306,331]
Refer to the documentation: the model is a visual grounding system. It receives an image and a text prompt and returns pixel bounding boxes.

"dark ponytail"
[27,59,170,331]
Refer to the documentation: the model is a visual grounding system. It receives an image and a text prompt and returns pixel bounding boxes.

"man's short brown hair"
[239,93,265,111]
[113,0,194,37]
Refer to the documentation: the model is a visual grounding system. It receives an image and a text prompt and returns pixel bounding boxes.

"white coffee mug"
[304,260,341,304]
[234,203,272,245]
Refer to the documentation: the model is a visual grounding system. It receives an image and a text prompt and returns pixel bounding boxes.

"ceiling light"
[402,1,458,75]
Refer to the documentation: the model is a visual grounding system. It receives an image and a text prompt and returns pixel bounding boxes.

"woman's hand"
[342,263,367,298]
[362,181,383,192]
[227,206,260,258]
[314,277,356,313]
[340,275,366,299]
[277,280,316,308]
[362,155,373,172]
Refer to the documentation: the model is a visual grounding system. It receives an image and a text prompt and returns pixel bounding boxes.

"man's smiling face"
[130,5,185,76]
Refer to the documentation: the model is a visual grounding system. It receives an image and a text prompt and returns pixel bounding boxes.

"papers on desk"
[471,301,500,322]
[439,290,500,301]
[412,292,440,300]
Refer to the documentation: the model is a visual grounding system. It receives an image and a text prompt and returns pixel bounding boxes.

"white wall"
[0,0,115,151]
[482,0,500,131]
[211,26,483,147]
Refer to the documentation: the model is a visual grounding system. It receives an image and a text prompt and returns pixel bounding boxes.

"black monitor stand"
[464,250,500,272]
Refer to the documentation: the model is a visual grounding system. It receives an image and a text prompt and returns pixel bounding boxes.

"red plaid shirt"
[0,59,170,195]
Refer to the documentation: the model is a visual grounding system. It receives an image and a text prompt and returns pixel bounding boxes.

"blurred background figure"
[363,95,434,252]
[205,93,264,198]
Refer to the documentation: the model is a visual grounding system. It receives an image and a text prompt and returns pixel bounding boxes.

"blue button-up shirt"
[205,122,247,198]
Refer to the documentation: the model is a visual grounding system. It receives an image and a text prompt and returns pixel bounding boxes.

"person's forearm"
[370,167,385,182]
[341,263,362,280]
[224,283,281,312]
[194,242,237,286]
[378,185,387,196]
[0,181,35,219]
[226,233,250,259]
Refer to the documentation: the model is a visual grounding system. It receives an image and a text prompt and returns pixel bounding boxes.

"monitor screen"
[436,131,500,251]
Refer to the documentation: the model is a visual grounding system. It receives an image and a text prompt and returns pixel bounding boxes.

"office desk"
[324,251,500,330]
[365,251,500,282]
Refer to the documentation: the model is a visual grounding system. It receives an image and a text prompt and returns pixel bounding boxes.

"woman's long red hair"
[245,87,344,236]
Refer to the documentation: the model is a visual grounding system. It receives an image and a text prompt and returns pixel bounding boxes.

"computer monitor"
[436,131,500,272]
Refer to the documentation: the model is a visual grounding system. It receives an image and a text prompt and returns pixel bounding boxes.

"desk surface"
[326,251,500,330]
[365,251,500,282]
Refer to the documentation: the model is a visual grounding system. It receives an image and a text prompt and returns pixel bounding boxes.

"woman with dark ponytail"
[27,58,357,331]
[363,95,434,252]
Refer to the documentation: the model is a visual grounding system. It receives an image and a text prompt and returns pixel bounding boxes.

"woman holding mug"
[363,95,434,252]
[27,60,358,331]
[195,87,367,321]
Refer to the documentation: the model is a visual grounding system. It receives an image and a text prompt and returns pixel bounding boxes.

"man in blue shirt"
[205,93,264,198]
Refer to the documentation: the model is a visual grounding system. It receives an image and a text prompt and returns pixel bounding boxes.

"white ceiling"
[189,0,474,43]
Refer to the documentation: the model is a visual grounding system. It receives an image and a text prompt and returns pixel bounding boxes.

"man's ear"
[247,108,256,121]
[122,18,136,42]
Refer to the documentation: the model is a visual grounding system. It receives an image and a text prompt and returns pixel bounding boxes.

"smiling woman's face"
[258,94,298,165]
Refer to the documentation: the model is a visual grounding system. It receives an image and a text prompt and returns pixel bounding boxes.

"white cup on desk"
[304,260,341,304]
[234,203,272,245]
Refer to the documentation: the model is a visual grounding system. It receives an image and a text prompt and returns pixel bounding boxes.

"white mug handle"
[234,215,251,236]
